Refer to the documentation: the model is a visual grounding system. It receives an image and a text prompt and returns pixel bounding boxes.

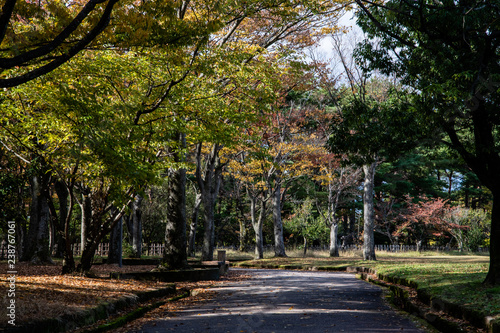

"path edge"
[235,263,499,333]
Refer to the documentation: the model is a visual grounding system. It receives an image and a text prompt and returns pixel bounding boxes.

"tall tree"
[187,0,350,261]
[196,143,224,261]
[354,0,500,284]
[328,79,423,260]
[227,148,272,259]
[315,157,361,257]
[294,91,362,257]
[163,132,188,269]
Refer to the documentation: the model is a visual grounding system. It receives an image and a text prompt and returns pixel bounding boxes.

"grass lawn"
[226,248,497,318]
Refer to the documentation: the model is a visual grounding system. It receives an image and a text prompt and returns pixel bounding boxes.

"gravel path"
[134,268,428,333]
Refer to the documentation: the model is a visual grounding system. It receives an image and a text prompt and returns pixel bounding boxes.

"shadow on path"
[134,269,428,333]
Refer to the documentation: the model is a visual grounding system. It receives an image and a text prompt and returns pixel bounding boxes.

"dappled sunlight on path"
[135,269,428,332]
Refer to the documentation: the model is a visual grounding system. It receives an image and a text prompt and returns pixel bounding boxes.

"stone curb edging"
[348,266,500,333]
[3,285,176,333]
[84,290,191,333]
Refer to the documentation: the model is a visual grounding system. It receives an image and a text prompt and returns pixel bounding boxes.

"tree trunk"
[272,180,287,257]
[250,195,266,260]
[48,210,56,257]
[416,240,423,253]
[197,143,224,261]
[23,173,53,264]
[484,191,500,285]
[108,212,122,265]
[126,195,143,258]
[457,237,464,252]
[329,222,339,257]
[80,188,92,252]
[362,162,377,261]
[61,187,75,274]
[78,239,100,272]
[74,183,128,273]
[303,237,307,257]
[77,205,126,273]
[51,179,75,274]
[162,132,188,269]
[53,181,68,258]
[201,192,217,261]
[254,219,264,260]
[188,192,202,257]
[163,165,188,269]
[239,219,247,252]
[349,209,356,234]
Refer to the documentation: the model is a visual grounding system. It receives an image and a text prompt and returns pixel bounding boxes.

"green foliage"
[354,0,500,187]
[0,154,30,229]
[286,198,328,247]
[446,207,491,252]
[376,152,447,200]
[353,0,499,283]
[122,242,136,259]
[328,80,425,165]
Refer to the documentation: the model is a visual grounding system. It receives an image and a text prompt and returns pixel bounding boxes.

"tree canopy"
[0,0,497,286]
[353,0,500,284]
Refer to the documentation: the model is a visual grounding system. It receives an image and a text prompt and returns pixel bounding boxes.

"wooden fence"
[69,243,165,257]
[218,244,489,254]
[0,242,488,259]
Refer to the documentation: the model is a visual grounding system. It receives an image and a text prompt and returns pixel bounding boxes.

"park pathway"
[134,268,428,333]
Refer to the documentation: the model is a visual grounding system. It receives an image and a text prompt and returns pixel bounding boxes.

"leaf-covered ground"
[0,261,248,330]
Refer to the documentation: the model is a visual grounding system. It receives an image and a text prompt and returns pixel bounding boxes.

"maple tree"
[0,48,163,271]
[292,87,363,257]
[182,0,350,261]
[262,107,328,257]
[0,0,220,87]
[188,55,278,261]
[226,145,271,259]
[1,76,78,267]
[227,71,333,258]
[0,0,351,270]
[393,195,467,251]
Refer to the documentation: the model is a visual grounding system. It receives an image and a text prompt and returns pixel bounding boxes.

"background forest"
[0,0,498,283]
